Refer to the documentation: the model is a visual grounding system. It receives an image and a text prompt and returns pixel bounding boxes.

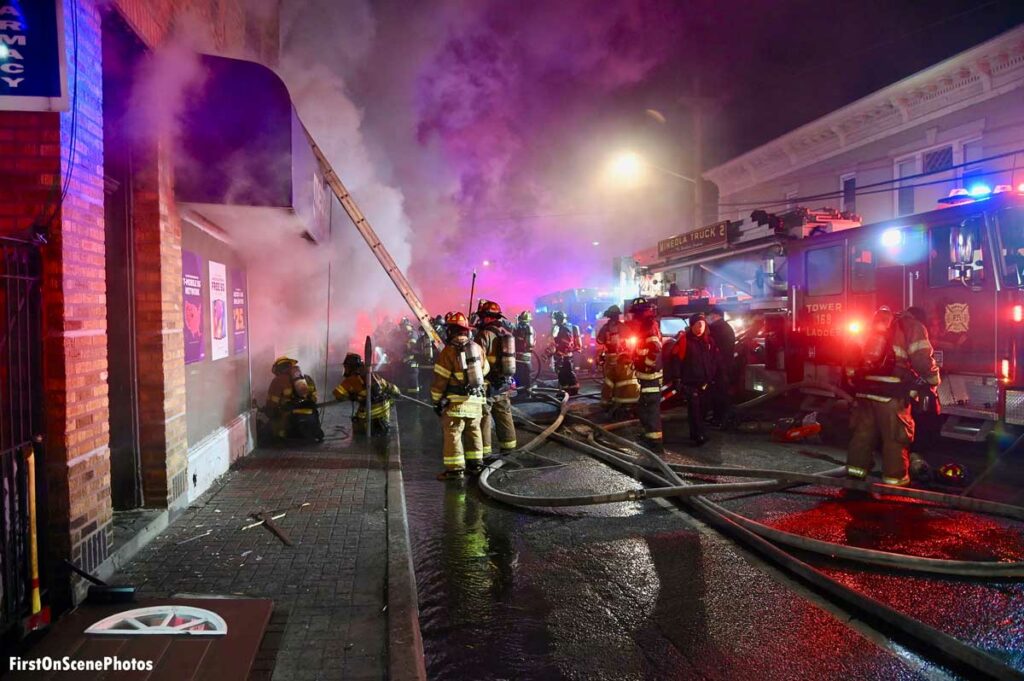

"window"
[929,216,986,288]
[806,245,844,296]
[896,158,916,216]
[840,174,856,214]
[849,244,875,292]
[995,207,1024,286]
[962,139,984,182]
[922,145,953,174]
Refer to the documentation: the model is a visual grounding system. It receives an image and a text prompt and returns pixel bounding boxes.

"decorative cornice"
[705,26,1024,197]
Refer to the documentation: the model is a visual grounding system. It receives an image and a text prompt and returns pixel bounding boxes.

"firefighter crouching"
[266,356,324,442]
[628,297,664,452]
[847,306,940,486]
[513,311,536,392]
[549,310,582,395]
[431,312,490,480]
[475,300,519,456]
[333,352,400,436]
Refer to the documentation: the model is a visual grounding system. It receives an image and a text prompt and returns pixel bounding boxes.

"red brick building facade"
[0,0,279,609]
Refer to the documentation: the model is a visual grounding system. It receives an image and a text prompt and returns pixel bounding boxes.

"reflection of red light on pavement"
[759,494,1024,562]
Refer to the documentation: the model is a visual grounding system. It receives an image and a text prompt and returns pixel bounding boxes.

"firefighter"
[431,312,490,480]
[333,353,400,435]
[431,314,447,341]
[474,300,519,456]
[395,318,420,394]
[513,310,536,392]
[549,310,581,395]
[847,306,941,486]
[596,305,627,406]
[628,297,664,451]
[266,356,323,441]
[416,325,437,391]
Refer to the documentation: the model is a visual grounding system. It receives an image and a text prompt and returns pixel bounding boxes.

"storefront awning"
[175,56,328,243]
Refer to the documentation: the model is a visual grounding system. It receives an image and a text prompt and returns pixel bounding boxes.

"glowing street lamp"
[606,150,696,187]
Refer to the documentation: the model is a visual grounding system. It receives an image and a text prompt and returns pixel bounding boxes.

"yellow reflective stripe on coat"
[865,375,901,383]
[434,365,453,378]
[856,393,893,402]
[908,340,931,354]
[882,475,910,486]
[846,466,868,479]
[500,440,517,450]
[640,386,661,393]
[269,395,281,403]
[893,346,908,359]
[615,379,639,387]
[636,371,662,380]
[613,397,640,404]
[644,431,663,440]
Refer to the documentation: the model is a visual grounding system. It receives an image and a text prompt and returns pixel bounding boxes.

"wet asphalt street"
[397,399,954,681]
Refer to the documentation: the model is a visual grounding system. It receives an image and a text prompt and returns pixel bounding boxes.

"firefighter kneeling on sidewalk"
[847,306,940,486]
[266,356,324,442]
[431,312,490,480]
[333,353,400,436]
[475,300,519,456]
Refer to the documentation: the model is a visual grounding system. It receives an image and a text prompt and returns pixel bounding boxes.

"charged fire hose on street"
[469,388,1024,678]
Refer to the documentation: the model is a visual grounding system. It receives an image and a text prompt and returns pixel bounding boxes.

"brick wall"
[133,142,189,509]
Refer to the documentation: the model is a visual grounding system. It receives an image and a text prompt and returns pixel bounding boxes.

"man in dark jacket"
[677,313,722,445]
[707,307,736,424]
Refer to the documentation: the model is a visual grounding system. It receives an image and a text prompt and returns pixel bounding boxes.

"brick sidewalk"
[115,406,418,681]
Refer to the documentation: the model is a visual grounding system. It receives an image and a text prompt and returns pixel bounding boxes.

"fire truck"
[629,184,1024,442]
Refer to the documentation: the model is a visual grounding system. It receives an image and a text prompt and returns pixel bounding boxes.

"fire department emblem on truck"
[944,303,970,333]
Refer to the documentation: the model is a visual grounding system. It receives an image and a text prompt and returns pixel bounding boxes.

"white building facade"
[705,27,1024,226]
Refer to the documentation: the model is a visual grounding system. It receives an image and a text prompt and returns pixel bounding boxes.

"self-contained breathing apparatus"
[851,308,940,416]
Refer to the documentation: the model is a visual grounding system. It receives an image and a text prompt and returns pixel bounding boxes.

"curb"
[385,411,428,681]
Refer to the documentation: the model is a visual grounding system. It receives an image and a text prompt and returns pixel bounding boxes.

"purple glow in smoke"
[411,0,684,310]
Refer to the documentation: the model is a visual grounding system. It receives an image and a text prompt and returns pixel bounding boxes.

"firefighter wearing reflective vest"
[266,356,320,439]
[513,311,536,392]
[629,298,664,451]
[549,310,582,395]
[847,306,940,486]
[474,300,519,456]
[416,326,437,391]
[333,353,400,435]
[597,305,637,407]
[431,312,490,480]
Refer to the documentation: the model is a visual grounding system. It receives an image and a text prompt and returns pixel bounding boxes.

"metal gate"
[0,235,43,633]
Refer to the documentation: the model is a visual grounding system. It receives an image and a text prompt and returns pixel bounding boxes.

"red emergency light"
[847,320,863,335]
[1014,305,1023,323]
[1001,358,1011,383]
[626,336,638,348]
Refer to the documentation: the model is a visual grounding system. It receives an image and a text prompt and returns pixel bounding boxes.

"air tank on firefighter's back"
[461,340,486,389]
[500,334,516,377]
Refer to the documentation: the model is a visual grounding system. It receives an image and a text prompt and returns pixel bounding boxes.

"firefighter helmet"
[517,311,532,323]
[272,356,298,373]
[445,311,471,332]
[342,353,363,370]
[477,300,504,319]
[603,305,622,318]
[631,297,657,318]
[432,314,444,326]
[551,311,566,324]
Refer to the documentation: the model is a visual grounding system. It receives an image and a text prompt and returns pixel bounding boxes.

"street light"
[606,150,696,186]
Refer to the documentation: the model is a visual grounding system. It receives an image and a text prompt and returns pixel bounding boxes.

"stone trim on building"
[705,26,1024,197]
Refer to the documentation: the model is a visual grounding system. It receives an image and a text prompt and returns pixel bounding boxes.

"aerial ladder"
[305,127,445,352]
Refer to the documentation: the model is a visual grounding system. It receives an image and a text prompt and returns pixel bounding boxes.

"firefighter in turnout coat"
[475,300,519,456]
[431,312,490,480]
[597,304,639,409]
[628,297,664,451]
[847,306,940,486]
[333,353,400,435]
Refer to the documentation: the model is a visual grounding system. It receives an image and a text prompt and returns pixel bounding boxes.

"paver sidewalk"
[115,405,424,681]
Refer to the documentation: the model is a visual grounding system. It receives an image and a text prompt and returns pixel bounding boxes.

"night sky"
[655,0,1024,166]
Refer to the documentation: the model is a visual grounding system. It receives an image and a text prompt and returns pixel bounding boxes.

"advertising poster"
[209,261,229,361]
[230,269,248,355]
[182,250,205,364]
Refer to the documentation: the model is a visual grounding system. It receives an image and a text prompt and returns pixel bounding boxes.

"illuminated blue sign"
[0,0,68,111]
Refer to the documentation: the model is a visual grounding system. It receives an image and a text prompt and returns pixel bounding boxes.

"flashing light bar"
[968,183,992,197]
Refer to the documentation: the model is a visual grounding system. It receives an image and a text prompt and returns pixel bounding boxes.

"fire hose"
[473,392,1024,678]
